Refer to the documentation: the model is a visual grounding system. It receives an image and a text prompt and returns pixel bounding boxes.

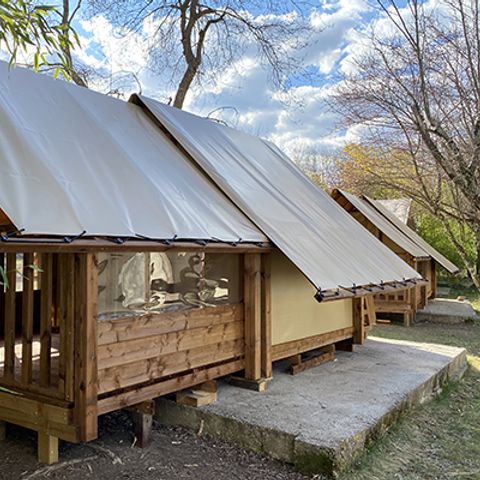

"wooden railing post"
[243,253,262,381]
[74,253,98,442]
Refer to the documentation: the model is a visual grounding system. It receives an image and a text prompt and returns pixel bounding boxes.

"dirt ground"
[0,411,310,480]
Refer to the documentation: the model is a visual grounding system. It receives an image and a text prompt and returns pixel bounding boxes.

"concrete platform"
[155,338,467,477]
[416,298,478,324]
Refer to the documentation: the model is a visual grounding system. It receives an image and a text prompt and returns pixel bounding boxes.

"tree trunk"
[173,63,198,109]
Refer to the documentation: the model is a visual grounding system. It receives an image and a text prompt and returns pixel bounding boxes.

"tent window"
[97,252,242,321]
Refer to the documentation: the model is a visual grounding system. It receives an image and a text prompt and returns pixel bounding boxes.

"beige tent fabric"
[0,62,265,243]
[135,95,422,291]
[365,197,459,274]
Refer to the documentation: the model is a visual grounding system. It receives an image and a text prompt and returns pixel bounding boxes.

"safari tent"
[332,189,458,325]
[0,63,421,464]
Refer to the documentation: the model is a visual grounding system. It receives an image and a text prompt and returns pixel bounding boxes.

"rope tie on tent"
[63,230,86,244]
[135,233,178,245]
[211,237,241,246]
[1,228,25,242]
[195,239,209,246]
[369,281,385,290]
[102,236,126,244]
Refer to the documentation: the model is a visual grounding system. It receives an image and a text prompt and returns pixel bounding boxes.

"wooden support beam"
[243,253,262,381]
[352,297,364,344]
[261,253,272,379]
[38,432,59,465]
[336,338,354,352]
[289,345,335,375]
[74,253,98,442]
[228,376,268,392]
[129,401,154,449]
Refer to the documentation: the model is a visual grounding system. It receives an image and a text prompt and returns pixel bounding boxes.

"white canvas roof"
[135,95,422,291]
[365,197,459,274]
[334,190,428,259]
[0,62,265,243]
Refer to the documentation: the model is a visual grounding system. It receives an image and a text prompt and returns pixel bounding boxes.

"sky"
[68,0,388,159]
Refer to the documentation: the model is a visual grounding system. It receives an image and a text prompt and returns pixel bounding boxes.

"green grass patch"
[339,322,480,480]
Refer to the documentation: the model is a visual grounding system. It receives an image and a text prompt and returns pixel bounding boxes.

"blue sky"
[70,1,391,155]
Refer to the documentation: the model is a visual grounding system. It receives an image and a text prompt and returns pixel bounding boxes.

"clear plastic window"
[97,252,242,321]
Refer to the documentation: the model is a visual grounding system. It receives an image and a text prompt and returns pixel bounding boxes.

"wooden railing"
[0,252,75,402]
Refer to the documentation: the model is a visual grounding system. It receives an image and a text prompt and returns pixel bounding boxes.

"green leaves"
[0,0,80,78]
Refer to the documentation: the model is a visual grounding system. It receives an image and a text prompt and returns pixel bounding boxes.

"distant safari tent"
[332,190,458,325]
[0,63,421,464]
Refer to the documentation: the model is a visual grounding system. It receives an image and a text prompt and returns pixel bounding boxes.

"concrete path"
[416,298,478,324]
[156,338,466,477]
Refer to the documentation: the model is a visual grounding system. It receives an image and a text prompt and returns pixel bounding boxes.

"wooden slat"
[39,253,53,387]
[98,303,243,346]
[98,319,244,370]
[74,253,98,442]
[4,253,17,381]
[272,327,354,361]
[21,252,35,384]
[57,254,75,400]
[97,359,244,415]
[244,253,261,381]
[261,253,272,379]
[98,338,244,394]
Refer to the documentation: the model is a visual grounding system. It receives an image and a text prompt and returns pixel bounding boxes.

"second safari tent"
[332,189,458,325]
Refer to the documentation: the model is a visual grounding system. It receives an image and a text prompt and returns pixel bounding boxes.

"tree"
[333,0,480,289]
[0,0,79,79]
[87,0,313,108]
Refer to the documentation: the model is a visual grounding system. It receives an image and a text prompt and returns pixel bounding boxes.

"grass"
[338,321,480,480]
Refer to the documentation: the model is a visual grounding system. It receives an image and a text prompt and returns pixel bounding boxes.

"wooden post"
[261,253,272,379]
[38,432,59,465]
[404,288,413,327]
[430,260,437,299]
[4,253,17,382]
[21,252,34,384]
[130,400,154,449]
[244,253,262,380]
[74,253,98,442]
[352,297,364,344]
[39,253,53,388]
[57,253,75,401]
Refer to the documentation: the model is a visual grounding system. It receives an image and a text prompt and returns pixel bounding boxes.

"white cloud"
[72,1,378,157]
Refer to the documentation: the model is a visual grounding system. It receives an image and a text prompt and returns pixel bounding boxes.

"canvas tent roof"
[377,198,412,224]
[0,62,265,243]
[364,197,459,274]
[332,190,429,259]
[134,95,422,292]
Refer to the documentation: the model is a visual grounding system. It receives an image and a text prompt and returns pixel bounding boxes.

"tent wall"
[269,251,356,360]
